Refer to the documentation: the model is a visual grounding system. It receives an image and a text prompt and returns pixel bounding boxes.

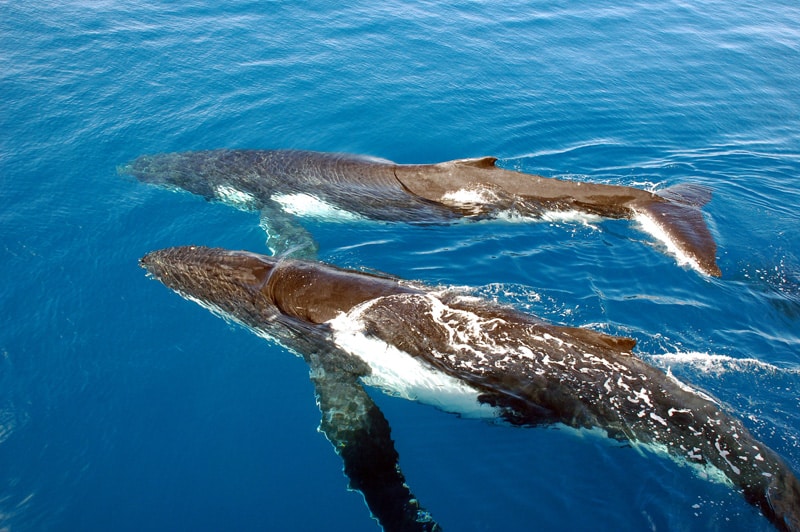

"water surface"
[2,1,799,530]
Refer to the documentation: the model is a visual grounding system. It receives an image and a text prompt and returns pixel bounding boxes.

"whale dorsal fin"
[557,326,637,353]
[448,156,498,169]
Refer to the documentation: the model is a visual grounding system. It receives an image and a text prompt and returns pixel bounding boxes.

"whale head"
[141,246,283,329]
[120,152,222,200]
[140,246,415,330]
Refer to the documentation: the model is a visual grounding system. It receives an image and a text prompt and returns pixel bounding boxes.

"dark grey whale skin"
[122,149,721,276]
[140,246,798,531]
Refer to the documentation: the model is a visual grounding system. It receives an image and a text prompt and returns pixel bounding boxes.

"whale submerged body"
[123,149,722,276]
[140,246,797,531]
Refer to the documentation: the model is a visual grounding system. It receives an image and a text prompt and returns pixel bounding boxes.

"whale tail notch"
[635,184,721,277]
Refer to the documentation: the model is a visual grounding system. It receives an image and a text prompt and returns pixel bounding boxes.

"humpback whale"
[121,150,722,276]
[140,246,797,531]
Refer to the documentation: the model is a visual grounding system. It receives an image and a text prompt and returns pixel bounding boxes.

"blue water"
[2,1,800,530]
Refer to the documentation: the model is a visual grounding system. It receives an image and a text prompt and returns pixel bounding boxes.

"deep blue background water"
[2,1,800,530]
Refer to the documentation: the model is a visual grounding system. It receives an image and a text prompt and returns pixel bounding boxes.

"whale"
[121,149,722,276]
[140,246,797,531]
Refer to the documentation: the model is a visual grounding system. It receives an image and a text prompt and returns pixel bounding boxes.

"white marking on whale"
[634,210,705,274]
[272,192,366,221]
[214,184,258,210]
[330,309,499,419]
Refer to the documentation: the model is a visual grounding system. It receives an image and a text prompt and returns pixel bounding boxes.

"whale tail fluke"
[635,184,721,277]
[656,183,713,208]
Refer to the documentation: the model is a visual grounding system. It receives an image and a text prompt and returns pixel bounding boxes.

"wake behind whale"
[140,246,797,531]
[121,149,722,276]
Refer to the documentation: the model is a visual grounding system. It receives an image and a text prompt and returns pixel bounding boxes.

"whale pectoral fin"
[308,355,441,532]
[259,202,319,259]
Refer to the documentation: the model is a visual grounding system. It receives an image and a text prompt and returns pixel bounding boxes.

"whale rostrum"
[140,246,798,531]
[122,150,721,276]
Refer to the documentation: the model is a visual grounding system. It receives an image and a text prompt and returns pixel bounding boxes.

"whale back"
[265,259,417,324]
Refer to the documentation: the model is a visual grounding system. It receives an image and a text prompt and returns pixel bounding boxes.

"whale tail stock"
[693,403,800,532]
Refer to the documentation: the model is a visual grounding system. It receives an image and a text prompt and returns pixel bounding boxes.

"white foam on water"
[334,239,394,252]
[271,193,365,221]
[495,207,603,227]
[439,187,500,215]
[651,351,792,376]
[441,187,497,205]
[539,210,604,226]
[328,307,500,419]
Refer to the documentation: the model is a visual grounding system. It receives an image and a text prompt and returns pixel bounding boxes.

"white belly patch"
[328,310,499,419]
[272,193,364,221]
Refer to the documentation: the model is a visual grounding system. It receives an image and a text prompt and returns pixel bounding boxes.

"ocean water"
[2,1,800,530]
